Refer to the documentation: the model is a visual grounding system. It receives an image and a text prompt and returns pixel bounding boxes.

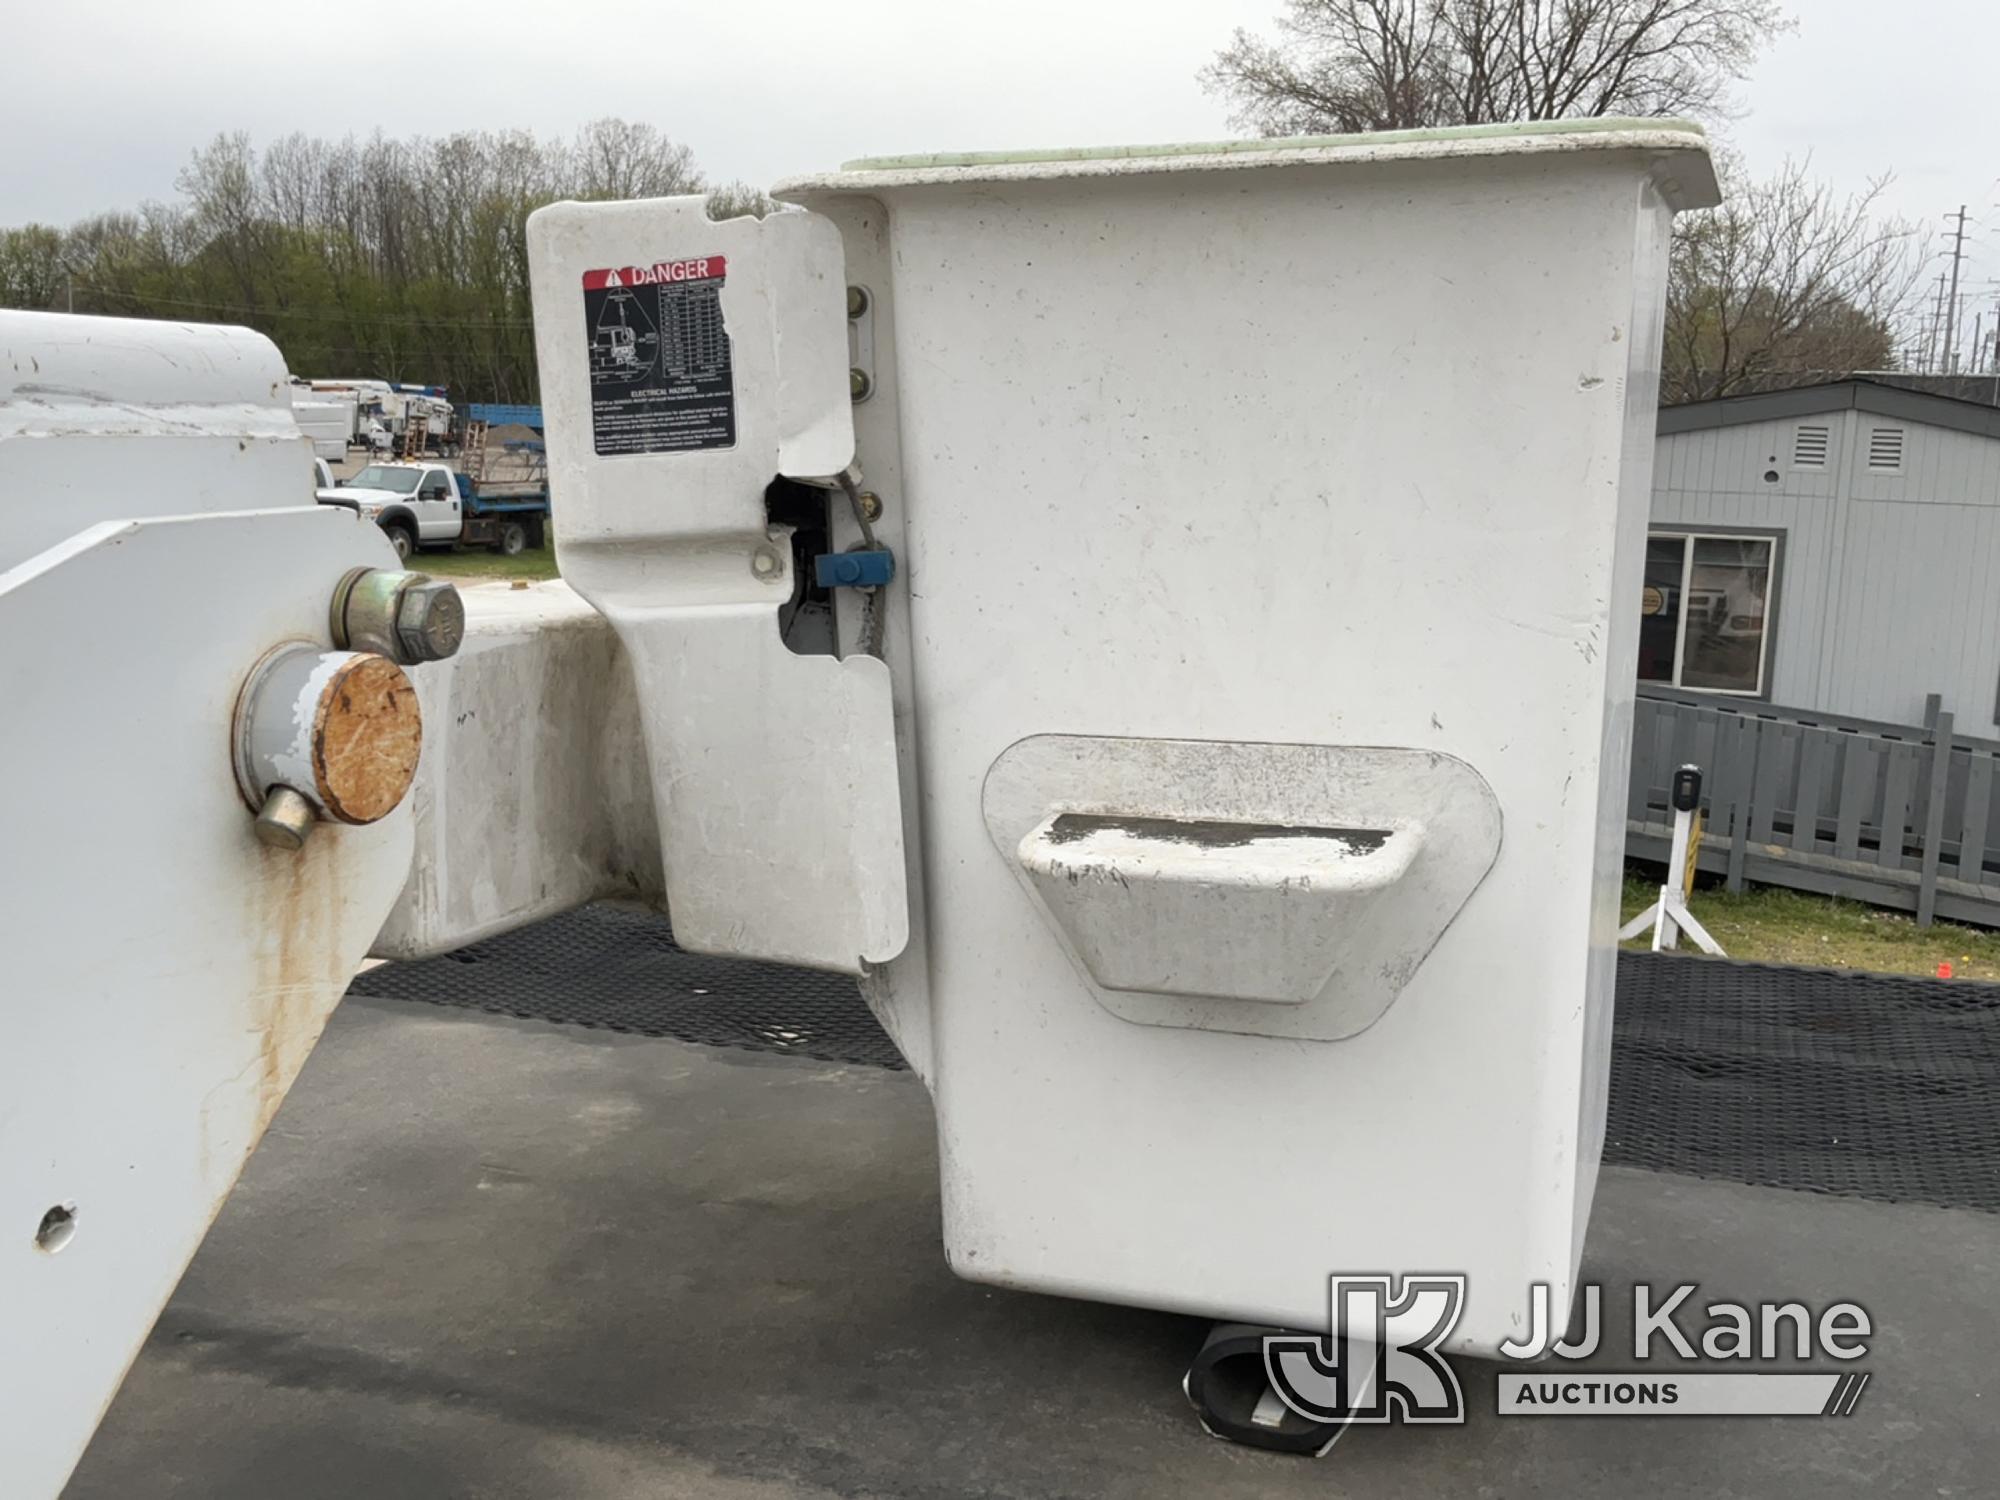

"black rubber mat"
[1606,950,2000,1211]
[349,905,2000,1213]
[355,904,908,1070]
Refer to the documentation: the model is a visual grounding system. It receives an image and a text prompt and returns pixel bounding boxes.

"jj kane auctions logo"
[1263,1276,1873,1434]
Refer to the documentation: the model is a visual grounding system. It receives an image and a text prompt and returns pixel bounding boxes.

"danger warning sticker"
[582,256,734,455]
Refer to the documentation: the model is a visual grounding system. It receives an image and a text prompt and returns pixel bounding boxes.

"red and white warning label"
[582,256,734,455]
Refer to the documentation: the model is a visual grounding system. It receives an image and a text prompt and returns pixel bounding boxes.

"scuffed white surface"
[0,507,411,1498]
[525,195,906,974]
[787,139,1688,1349]
[776,123,1720,211]
[0,311,314,575]
[371,581,666,959]
[990,738,1496,1036]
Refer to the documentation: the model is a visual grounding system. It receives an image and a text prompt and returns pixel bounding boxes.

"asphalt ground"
[67,985,1999,1499]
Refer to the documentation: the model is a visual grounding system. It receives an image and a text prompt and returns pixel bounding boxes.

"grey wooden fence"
[1628,687,2000,928]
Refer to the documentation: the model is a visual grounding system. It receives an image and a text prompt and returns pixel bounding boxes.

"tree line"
[1,11,1929,408]
[0,119,763,403]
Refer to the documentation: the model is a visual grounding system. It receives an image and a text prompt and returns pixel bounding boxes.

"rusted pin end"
[254,786,317,850]
[235,649,424,831]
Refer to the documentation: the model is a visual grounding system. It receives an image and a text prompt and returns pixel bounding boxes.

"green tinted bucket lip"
[838,117,1706,174]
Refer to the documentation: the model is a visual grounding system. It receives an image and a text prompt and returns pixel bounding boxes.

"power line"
[71,281,534,329]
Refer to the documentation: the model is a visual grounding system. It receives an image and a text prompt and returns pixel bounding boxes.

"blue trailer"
[464,402,544,430]
[453,471,550,555]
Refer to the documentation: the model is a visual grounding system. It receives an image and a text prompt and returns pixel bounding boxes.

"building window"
[1638,531,1777,696]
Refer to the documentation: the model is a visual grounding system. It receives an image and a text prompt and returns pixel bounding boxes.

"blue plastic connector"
[815,549,896,588]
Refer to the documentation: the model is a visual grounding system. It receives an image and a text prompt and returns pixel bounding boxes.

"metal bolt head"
[254,786,316,850]
[850,368,873,402]
[858,490,883,523]
[750,546,784,581]
[394,579,465,663]
[846,285,870,320]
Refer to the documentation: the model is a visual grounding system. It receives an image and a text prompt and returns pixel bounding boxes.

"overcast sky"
[3,1,1991,345]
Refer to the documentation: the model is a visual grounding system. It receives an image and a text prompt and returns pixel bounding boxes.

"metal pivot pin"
[253,786,317,850]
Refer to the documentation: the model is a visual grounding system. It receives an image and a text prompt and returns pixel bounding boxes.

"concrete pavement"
[67,996,1999,1498]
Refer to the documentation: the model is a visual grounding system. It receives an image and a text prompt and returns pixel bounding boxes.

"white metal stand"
[1618,798,1724,955]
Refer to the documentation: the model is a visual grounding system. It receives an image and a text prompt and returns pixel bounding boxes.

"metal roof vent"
[1791,424,1830,469]
[1867,426,1905,473]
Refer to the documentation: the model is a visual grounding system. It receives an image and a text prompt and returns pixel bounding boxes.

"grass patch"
[1619,872,2000,980]
[413,542,560,582]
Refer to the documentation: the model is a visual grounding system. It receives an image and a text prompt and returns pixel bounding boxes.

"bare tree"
[176,132,266,303]
[1204,3,1925,398]
[1206,0,1786,136]
[569,118,703,201]
[4,121,722,402]
[1663,162,1925,403]
[706,181,781,221]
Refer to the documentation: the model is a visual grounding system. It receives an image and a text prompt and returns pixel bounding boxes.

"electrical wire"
[70,281,534,329]
[833,467,879,551]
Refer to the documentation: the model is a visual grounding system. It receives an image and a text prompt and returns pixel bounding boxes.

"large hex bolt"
[394,577,465,663]
[331,568,464,665]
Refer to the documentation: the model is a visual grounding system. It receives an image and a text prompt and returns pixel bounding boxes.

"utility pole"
[1983,296,2000,399]
[1943,205,1970,373]
[1991,297,2000,402]
[1924,272,1948,370]
[1930,291,1944,371]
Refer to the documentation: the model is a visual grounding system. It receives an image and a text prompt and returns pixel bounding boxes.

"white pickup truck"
[316,461,548,559]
